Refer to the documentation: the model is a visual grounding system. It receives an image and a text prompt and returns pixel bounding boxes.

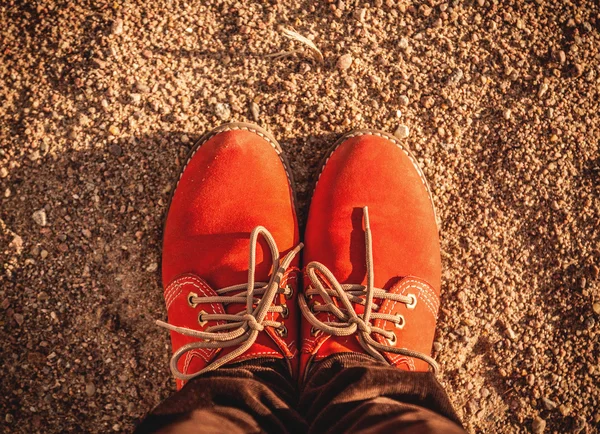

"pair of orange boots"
[160,122,441,390]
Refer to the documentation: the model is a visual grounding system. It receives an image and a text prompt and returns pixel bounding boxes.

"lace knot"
[349,317,372,334]
[242,313,264,332]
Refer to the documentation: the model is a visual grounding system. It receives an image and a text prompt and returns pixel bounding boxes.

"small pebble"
[146,262,158,272]
[130,93,141,104]
[538,83,549,98]
[108,125,120,136]
[14,313,24,326]
[399,95,409,106]
[542,397,557,410]
[0,167,7,178]
[532,416,546,434]
[337,53,353,71]
[584,316,595,329]
[503,109,512,120]
[593,302,600,315]
[419,4,432,16]
[447,68,464,86]
[32,209,47,227]
[109,144,122,157]
[394,124,410,139]
[215,103,231,120]
[112,18,123,35]
[85,383,96,397]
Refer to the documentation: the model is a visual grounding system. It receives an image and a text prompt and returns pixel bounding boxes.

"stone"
[109,144,122,157]
[85,383,96,397]
[394,124,410,139]
[32,209,47,227]
[542,397,557,410]
[14,313,24,326]
[337,54,353,71]
[112,19,123,35]
[532,416,546,433]
[215,103,231,120]
[130,93,141,104]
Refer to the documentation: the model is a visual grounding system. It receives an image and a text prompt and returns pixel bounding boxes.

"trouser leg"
[300,353,465,434]
[135,359,307,434]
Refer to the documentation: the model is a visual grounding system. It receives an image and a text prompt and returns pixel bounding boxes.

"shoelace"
[157,226,303,381]
[298,206,439,373]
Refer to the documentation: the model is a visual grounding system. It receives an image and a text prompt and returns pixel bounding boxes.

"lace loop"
[157,226,302,381]
[299,206,439,374]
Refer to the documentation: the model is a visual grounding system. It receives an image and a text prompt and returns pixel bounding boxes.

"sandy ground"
[1,0,599,432]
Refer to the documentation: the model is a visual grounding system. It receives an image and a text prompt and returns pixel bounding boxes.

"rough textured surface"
[1,0,599,432]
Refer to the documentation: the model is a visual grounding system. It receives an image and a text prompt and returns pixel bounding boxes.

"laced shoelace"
[157,226,303,381]
[298,206,439,373]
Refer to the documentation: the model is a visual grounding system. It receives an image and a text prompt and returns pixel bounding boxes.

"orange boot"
[160,123,302,390]
[299,130,441,381]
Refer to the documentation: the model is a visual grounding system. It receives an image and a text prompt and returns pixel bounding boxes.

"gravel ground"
[1,0,599,432]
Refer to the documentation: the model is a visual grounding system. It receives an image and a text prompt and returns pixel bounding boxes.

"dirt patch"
[1,0,599,432]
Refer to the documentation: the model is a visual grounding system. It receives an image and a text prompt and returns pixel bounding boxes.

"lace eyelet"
[406,293,417,310]
[284,285,294,300]
[187,292,198,308]
[277,324,288,338]
[387,332,397,346]
[281,305,289,319]
[198,310,208,327]
[395,314,405,329]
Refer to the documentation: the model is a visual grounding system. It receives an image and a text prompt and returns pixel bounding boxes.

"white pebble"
[112,19,123,35]
[394,124,410,139]
[32,209,47,227]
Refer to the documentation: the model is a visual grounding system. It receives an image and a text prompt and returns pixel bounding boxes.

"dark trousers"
[135,353,465,434]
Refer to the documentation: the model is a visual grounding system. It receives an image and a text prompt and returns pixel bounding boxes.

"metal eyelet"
[281,304,289,319]
[277,324,288,338]
[387,332,397,346]
[406,293,417,310]
[198,310,208,327]
[395,314,405,329]
[284,285,294,300]
[187,292,198,307]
